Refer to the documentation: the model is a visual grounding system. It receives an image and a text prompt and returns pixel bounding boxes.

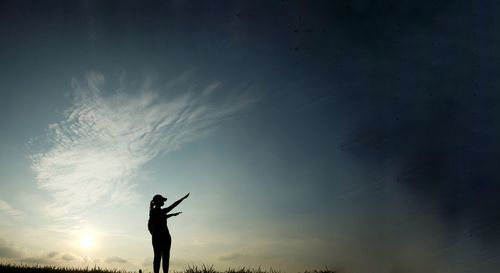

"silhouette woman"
[149,193,189,273]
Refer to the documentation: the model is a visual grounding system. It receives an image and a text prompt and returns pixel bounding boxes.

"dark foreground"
[0,264,336,273]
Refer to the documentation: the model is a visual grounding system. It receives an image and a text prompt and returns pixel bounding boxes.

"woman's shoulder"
[149,208,160,216]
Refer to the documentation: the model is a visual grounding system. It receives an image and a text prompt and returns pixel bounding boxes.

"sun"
[80,234,94,249]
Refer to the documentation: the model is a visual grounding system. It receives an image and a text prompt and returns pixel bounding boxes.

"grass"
[0,264,337,273]
[0,264,128,273]
[184,265,286,273]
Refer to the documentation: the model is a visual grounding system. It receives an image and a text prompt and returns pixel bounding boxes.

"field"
[0,264,336,273]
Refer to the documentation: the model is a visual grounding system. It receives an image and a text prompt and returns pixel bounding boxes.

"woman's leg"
[152,239,162,273]
[161,238,172,273]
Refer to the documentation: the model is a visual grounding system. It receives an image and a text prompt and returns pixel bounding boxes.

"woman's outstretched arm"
[166,212,182,218]
[162,193,189,213]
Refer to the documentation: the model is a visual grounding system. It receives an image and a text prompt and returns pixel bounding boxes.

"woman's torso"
[149,208,170,237]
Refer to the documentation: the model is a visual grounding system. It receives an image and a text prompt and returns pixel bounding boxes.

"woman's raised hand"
[183,193,190,199]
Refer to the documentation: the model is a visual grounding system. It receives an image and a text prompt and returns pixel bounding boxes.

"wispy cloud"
[0,200,25,219]
[29,72,253,219]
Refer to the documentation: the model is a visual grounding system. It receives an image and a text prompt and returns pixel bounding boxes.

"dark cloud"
[307,1,500,271]
[105,256,127,264]
[0,238,24,258]
[334,0,500,245]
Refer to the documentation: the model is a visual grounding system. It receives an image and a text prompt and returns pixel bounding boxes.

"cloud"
[0,238,24,258]
[218,252,241,261]
[105,256,127,263]
[20,252,79,265]
[0,200,25,219]
[61,253,77,261]
[29,72,253,218]
[46,251,59,258]
[21,257,54,265]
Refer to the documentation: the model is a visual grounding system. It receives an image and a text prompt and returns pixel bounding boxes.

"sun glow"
[80,234,94,249]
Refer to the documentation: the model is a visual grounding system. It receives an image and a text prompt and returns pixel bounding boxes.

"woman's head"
[151,194,167,208]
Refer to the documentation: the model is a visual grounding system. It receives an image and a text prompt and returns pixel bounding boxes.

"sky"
[0,1,499,273]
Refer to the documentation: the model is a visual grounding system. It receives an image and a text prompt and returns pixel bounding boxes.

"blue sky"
[1,1,500,273]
